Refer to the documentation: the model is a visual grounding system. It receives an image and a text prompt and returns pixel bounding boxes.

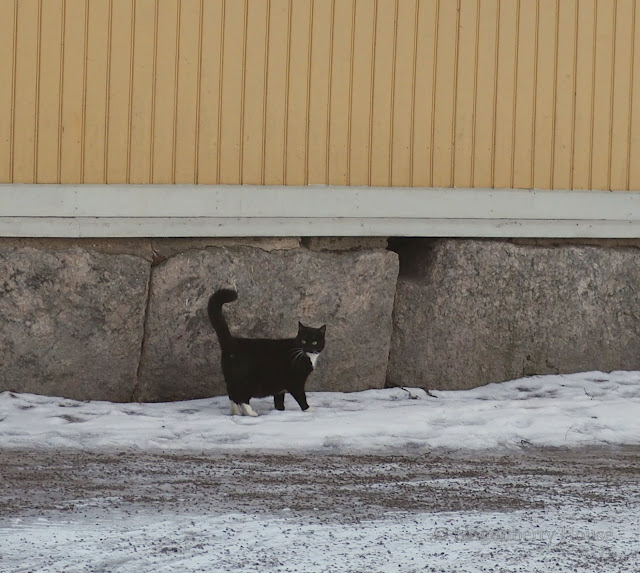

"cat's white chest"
[306,352,320,369]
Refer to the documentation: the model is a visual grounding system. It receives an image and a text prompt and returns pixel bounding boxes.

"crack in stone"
[131,265,154,402]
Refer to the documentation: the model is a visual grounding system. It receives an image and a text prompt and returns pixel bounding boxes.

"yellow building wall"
[1,0,640,189]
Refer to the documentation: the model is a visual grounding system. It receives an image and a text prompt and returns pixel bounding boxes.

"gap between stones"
[131,259,154,402]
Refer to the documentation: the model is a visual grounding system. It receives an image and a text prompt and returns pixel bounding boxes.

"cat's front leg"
[239,402,258,417]
[230,397,258,416]
[274,392,285,411]
[289,388,311,412]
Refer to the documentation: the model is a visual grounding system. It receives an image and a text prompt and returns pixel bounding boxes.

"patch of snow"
[1,370,639,452]
[1,506,636,573]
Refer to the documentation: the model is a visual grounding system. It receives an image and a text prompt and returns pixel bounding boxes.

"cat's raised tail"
[208,289,238,351]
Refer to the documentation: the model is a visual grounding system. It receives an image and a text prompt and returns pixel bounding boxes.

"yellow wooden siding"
[2,0,640,189]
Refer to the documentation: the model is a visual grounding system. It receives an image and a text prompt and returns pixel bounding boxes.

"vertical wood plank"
[493,0,518,188]
[0,1,17,181]
[83,0,110,183]
[453,0,479,187]
[263,0,289,184]
[218,0,245,184]
[36,0,64,182]
[241,0,268,184]
[552,0,578,189]
[590,0,616,190]
[348,0,376,185]
[327,0,354,185]
[196,0,223,184]
[12,0,39,183]
[369,0,395,186]
[391,0,417,186]
[174,0,202,183]
[306,0,332,184]
[285,0,312,185]
[629,1,640,189]
[512,0,537,188]
[59,0,87,182]
[151,0,179,183]
[610,0,634,190]
[128,0,156,183]
[106,0,134,183]
[532,0,558,189]
[472,0,499,187]
[572,0,596,189]
[411,0,438,187]
[432,0,459,187]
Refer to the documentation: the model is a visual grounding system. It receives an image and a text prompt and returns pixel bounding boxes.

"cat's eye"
[312,341,317,345]
[301,340,306,344]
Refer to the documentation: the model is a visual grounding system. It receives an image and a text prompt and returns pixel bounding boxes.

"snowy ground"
[1,370,639,452]
[1,371,640,572]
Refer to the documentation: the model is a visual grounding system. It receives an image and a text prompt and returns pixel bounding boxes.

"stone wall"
[0,238,398,402]
[0,247,149,401]
[387,238,640,390]
[1,237,638,401]
[136,246,398,401]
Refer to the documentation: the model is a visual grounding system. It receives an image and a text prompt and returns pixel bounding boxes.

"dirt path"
[2,446,640,521]
[2,446,640,572]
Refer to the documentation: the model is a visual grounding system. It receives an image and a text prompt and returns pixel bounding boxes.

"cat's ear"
[319,324,326,335]
[298,321,304,331]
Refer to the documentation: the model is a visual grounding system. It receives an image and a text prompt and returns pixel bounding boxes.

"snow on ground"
[1,370,639,452]
[2,371,640,572]
[3,506,637,573]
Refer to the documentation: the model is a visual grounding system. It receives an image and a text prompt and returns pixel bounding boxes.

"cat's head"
[296,322,326,354]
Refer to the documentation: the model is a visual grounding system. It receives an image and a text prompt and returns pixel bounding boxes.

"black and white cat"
[208,289,326,416]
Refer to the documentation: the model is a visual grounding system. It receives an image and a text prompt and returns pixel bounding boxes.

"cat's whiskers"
[288,347,306,367]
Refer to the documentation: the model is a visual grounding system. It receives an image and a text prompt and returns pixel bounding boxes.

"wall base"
[1,237,638,401]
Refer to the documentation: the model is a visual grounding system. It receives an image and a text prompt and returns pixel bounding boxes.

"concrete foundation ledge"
[387,239,640,391]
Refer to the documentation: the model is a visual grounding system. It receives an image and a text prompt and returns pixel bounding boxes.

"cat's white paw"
[240,403,259,417]
[305,406,315,413]
[230,401,242,416]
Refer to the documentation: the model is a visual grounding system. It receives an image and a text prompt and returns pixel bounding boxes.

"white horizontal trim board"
[0,185,639,238]
[1,217,638,238]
